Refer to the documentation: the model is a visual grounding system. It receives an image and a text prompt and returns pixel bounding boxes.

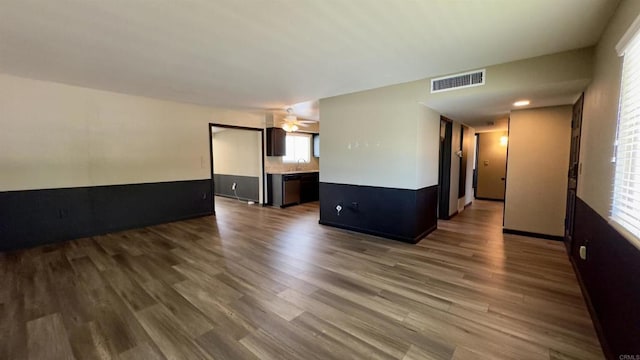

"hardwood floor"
[0,197,603,359]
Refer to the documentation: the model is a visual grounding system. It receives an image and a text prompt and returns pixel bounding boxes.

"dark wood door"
[473,133,479,197]
[458,125,468,198]
[564,93,584,254]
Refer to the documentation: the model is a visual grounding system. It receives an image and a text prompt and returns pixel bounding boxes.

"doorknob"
[501,177,505,181]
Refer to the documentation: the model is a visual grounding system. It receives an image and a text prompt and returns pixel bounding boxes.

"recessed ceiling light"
[513,100,530,107]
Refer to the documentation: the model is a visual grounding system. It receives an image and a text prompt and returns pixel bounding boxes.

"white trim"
[609,217,640,252]
[616,13,640,56]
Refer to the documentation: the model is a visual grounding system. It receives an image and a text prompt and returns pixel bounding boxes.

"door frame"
[458,124,468,199]
[438,117,453,219]
[473,133,479,198]
[564,93,584,254]
[208,123,266,213]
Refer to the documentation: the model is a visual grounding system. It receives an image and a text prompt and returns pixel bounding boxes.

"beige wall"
[476,130,508,200]
[0,73,265,191]
[474,117,509,133]
[504,106,572,236]
[416,105,443,189]
[579,0,640,219]
[212,129,262,177]
[319,80,440,190]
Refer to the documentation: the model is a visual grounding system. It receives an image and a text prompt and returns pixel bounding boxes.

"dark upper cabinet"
[267,127,286,156]
[313,134,320,157]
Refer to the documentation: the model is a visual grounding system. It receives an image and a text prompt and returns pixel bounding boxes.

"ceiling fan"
[282,108,315,132]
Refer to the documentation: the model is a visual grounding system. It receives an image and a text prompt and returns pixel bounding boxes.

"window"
[283,133,311,163]
[612,20,640,241]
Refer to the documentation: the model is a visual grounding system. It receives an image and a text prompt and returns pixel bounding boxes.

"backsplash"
[265,155,319,173]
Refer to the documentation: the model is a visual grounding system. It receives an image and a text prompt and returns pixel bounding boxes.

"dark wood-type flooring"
[0,197,603,359]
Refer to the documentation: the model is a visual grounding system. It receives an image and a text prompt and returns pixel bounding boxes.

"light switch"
[484,160,489,166]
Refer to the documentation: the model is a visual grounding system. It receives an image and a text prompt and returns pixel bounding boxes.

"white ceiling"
[0,0,619,119]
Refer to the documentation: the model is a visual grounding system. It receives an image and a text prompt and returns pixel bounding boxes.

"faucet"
[295,158,307,171]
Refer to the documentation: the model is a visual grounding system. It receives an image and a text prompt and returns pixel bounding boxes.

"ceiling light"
[281,123,299,133]
[513,100,530,107]
[284,107,297,122]
[281,107,301,132]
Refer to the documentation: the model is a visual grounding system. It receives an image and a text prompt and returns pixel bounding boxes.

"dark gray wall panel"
[319,182,438,243]
[571,197,640,358]
[213,174,259,202]
[91,180,213,233]
[0,179,213,252]
[0,188,93,250]
[414,185,439,239]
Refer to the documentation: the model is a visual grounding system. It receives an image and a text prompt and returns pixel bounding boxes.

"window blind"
[612,26,640,241]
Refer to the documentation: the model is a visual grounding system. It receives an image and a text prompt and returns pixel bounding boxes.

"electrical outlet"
[232,183,237,190]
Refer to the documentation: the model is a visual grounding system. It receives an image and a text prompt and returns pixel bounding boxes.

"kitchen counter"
[267,171,319,207]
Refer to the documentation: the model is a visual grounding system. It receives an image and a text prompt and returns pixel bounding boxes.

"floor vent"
[431,69,486,93]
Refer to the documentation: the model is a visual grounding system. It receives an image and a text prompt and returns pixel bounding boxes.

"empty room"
[1,1,639,359]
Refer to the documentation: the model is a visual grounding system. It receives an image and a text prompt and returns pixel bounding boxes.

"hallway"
[0,198,603,359]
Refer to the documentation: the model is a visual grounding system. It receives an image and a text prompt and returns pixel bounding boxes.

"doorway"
[209,124,265,213]
[475,131,508,201]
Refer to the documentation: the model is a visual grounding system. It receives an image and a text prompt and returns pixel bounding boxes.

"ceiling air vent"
[431,69,486,93]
